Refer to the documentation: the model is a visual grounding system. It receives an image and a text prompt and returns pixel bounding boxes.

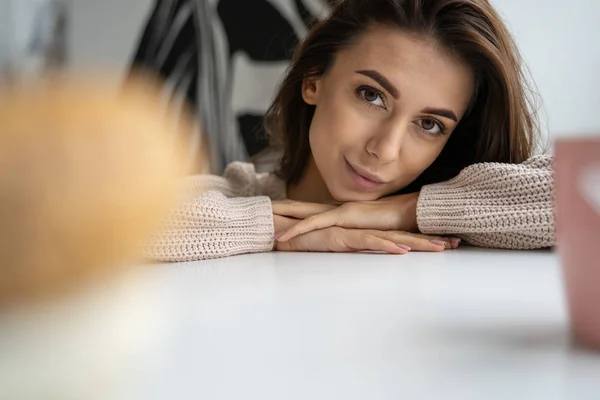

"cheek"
[308,109,335,178]
[398,138,450,179]
[309,97,373,153]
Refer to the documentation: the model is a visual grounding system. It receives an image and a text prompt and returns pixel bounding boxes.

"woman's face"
[302,26,475,201]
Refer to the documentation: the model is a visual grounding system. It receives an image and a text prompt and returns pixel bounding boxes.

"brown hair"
[264,0,539,192]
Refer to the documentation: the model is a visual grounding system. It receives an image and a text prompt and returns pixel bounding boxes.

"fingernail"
[430,240,447,248]
[449,237,461,247]
[397,244,411,251]
[274,232,285,241]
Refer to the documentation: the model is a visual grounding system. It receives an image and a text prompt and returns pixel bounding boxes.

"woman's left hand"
[273,192,420,242]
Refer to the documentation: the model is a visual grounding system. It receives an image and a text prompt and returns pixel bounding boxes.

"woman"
[146,0,554,262]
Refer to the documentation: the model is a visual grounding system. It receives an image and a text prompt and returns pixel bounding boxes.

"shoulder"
[222,161,261,183]
[223,162,286,199]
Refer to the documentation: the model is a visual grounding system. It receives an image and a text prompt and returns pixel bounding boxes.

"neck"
[286,155,332,203]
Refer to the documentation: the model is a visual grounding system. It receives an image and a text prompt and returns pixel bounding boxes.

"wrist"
[272,214,298,249]
[396,191,419,232]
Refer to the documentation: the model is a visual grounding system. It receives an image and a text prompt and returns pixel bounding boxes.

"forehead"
[330,25,474,111]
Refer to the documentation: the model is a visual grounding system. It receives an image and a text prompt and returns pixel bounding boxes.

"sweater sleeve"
[144,162,277,262]
[416,155,555,249]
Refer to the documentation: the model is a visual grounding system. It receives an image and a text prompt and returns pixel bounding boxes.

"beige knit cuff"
[416,182,466,235]
[220,195,275,255]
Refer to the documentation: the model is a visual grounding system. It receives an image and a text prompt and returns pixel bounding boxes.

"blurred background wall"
[65,0,600,140]
[3,0,599,141]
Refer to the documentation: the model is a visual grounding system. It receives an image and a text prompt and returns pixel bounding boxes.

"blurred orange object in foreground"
[0,72,204,305]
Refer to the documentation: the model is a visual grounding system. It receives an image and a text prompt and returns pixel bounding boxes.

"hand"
[272,193,421,242]
[275,226,455,254]
[273,214,300,249]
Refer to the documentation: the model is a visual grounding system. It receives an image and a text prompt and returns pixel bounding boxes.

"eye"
[356,86,386,109]
[419,118,445,136]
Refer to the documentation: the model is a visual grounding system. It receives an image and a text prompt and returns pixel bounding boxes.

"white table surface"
[126,247,600,400]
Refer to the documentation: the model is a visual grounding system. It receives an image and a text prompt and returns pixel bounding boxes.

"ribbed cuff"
[144,192,276,262]
[220,195,275,255]
[416,181,467,235]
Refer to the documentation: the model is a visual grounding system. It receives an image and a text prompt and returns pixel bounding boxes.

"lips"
[345,158,386,190]
[349,162,385,184]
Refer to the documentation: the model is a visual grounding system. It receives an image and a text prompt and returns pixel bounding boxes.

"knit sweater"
[145,155,555,261]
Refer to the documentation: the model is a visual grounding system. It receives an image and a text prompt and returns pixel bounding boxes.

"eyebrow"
[355,69,399,99]
[421,107,458,122]
[355,69,459,122]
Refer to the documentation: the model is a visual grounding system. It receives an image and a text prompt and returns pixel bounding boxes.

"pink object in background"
[556,137,600,349]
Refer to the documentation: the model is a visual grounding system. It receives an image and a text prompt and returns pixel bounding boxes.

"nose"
[365,119,408,164]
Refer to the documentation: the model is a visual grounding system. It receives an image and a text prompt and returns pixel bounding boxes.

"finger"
[380,232,448,252]
[344,233,409,255]
[395,232,462,250]
[277,209,341,241]
[448,237,462,249]
[272,201,336,219]
[424,235,461,250]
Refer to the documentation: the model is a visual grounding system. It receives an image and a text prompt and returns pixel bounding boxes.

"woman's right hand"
[274,224,457,254]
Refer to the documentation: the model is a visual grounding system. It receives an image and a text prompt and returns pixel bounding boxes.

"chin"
[328,186,382,203]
